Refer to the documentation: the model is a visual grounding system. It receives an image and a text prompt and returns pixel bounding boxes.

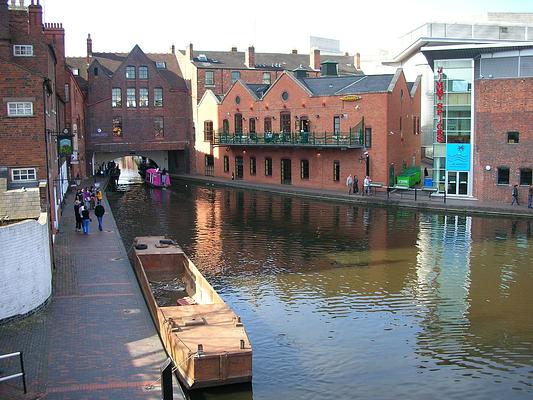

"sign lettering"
[435,67,445,143]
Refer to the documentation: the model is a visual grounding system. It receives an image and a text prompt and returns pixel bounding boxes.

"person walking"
[94,202,105,231]
[74,200,82,232]
[81,206,91,235]
[346,174,353,195]
[528,184,532,209]
[511,184,520,206]
[363,176,371,196]
[353,175,359,194]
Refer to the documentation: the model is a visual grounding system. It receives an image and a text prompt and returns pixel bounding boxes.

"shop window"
[154,87,163,107]
[11,167,36,182]
[520,168,532,185]
[301,160,309,180]
[223,156,229,172]
[507,131,519,144]
[333,160,340,182]
[154,117,164,137]
[497,167,510,185]
[250,157,257,176]
[125,65,136,79]
[204,120,213,142]
[205,71,214,86]
[112,116,122,137]
[231,71,240,83]
[265,157,272,176]
[139,66,148,79]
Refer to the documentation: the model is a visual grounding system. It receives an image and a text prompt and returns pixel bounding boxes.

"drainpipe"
[43,78,56,270]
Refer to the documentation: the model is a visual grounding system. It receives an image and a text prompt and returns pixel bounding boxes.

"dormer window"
[125,66,136,79]
[156,61,166,69]
[13,45,33,56]
[71,68,79,76]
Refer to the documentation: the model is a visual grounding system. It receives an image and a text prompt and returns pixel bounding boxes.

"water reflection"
[107,181,533,400]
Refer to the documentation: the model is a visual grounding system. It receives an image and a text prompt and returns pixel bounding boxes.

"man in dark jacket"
[81,206,91,235]
[74,200,82,232]
[94,202,105,231]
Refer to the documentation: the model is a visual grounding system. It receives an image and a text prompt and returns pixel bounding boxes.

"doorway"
[446,171,468,195]
[235,156,244,180]
[281,159,291,185]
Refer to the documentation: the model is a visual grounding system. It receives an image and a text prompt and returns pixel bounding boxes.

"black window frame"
[265,157,273,176]
[520,168,532,186]
[223,155,229,172]
[300,159,309,180]
[333,160,340,182]
[365,127,372,148]
[507,131,519,144]
[250,156,257,176]
[497,167,510,185]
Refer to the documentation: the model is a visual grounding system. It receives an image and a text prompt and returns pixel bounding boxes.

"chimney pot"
[355,52,361,70]
[186,42,193,60]
[245,45,255,68]
[86,33,93,64]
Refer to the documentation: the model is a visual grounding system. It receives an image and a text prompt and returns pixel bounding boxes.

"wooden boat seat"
[176,296,196,306]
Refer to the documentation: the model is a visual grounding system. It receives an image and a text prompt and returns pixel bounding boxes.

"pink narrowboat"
[145,168,171,188]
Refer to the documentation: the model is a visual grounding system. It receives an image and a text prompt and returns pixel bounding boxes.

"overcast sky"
[41,0,533,57]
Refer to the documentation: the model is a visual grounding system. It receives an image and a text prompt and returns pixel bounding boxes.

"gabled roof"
[66,47,187,90]
[244,83,270,99]
[179,49,362,75]
[198,89,221,106]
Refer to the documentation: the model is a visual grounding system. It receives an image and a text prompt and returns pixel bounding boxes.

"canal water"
[107,180,533,400]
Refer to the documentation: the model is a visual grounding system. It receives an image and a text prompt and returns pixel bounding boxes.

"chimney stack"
[310,48,320,70]
[0,0,10,44]
[186,42,193,60]
[355,52,361,70]
[86,33,92,65]
[28,0,42,35]
[171,44,175,55]
[245,46,255,68]
[231,46,237,52]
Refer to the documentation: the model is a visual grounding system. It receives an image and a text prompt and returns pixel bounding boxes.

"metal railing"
[213,131,365,148]
[0,351,27,394]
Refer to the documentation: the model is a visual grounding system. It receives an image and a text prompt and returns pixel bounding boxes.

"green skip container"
[396,167,421,188]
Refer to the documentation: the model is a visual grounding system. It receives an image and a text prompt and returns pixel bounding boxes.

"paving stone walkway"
[0,181,181,399]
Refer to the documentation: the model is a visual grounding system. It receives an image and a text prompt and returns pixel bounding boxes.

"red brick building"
[198,67,421,192]
[67,39,192,174]
[0,0,72,229]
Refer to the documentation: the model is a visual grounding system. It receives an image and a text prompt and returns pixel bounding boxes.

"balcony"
[213,131,365,148]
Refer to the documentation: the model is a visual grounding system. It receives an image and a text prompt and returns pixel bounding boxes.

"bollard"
[160,358,173,400]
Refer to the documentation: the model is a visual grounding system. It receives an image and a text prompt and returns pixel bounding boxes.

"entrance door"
[235,156,244,180]
[281,159,291,185]
[447,171,468,195]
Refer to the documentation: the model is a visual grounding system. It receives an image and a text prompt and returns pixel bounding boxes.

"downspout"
[43,78,56,269]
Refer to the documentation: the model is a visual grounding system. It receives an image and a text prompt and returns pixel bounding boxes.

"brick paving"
[0,180,182,399]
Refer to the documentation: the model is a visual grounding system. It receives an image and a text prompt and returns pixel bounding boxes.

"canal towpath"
[173,174,533,219]
[0,178,184,400]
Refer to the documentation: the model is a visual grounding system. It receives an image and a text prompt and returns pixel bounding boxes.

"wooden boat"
[132,236,252,389]
[145,168,171,188]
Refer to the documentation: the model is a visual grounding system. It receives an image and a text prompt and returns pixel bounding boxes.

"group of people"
[512,184,533,208]
[346,174,372,196]
[97,161,121,185]
[74,187,106,234]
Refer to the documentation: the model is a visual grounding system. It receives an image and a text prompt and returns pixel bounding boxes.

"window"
[7,101,33,116]
[112,116,122,137]
[154,117,164,137]
[235,113,243,134]
[520,168,532,185]
[11,168,36,182]
[112,88,122,107]
[249,118,256,134]
[235,96,241,105]
[223,155,229,172]
[222,119,229,134]
[365,127,372,148]
[139,66,148,79]
[333,160,340,182]
[154,88,163,107]
[301,160,309,180]
[280,112,291,133]
[203,120,213,142]
[71,68,79,76]
[156,61,166,69]
[265,157,273,176]
[139,88,149,107]
[93,67,98,76]
[13,45,33,56]
[281,91,289,101]
[64,84,70,102]
[250,157,257,175]
[264,117,272,133]
[399,116,402,132]
[333,116,341,134]
[205,71,214,86]
[127,88,136,107]
[231,71,240,83]
[507,131,519,144]
[125,66,136,79]
[262,72,271,84]
[497,167,510,185]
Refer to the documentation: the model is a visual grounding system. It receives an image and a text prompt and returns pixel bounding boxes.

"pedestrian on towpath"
[353,175,359,195]
[346,174,353,195]
[363,176,371,196]
[74,200,82,232]
[81,206,91,235]
[511,184,520,206]
[94,202,105,232]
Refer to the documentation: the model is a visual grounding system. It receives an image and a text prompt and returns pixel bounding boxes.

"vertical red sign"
[435,67,445,143]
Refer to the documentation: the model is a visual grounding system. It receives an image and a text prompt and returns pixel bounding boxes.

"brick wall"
[0,177,41,220]
[474,78,533,202]
[0,213,52,321]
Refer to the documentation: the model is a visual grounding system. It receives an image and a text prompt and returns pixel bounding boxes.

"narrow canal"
[107,179,532,400]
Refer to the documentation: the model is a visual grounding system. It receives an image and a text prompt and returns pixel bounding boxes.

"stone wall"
[0,213,52,321]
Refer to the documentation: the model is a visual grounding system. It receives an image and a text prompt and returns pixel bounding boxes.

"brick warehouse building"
[67,38,192,174]
[0,0,76,231]
[421,43,533,202]
[198,67,421,191]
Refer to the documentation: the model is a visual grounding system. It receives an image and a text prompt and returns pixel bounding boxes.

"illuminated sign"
[340,95,362,102]
[435,67,445,143]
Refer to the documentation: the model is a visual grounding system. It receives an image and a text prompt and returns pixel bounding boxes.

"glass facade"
[433,59,473,196]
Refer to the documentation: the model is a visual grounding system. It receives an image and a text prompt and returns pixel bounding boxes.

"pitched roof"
[298,74,397,96]
[244,83,270,99]
[179,49,362,75]
[66,50,187,90]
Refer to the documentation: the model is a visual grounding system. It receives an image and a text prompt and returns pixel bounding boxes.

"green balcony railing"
[213,131,365,148]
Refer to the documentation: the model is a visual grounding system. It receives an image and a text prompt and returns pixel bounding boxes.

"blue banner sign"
[446,144,471,171]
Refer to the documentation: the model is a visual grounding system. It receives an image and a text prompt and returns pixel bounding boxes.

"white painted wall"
[0,213,52,320]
